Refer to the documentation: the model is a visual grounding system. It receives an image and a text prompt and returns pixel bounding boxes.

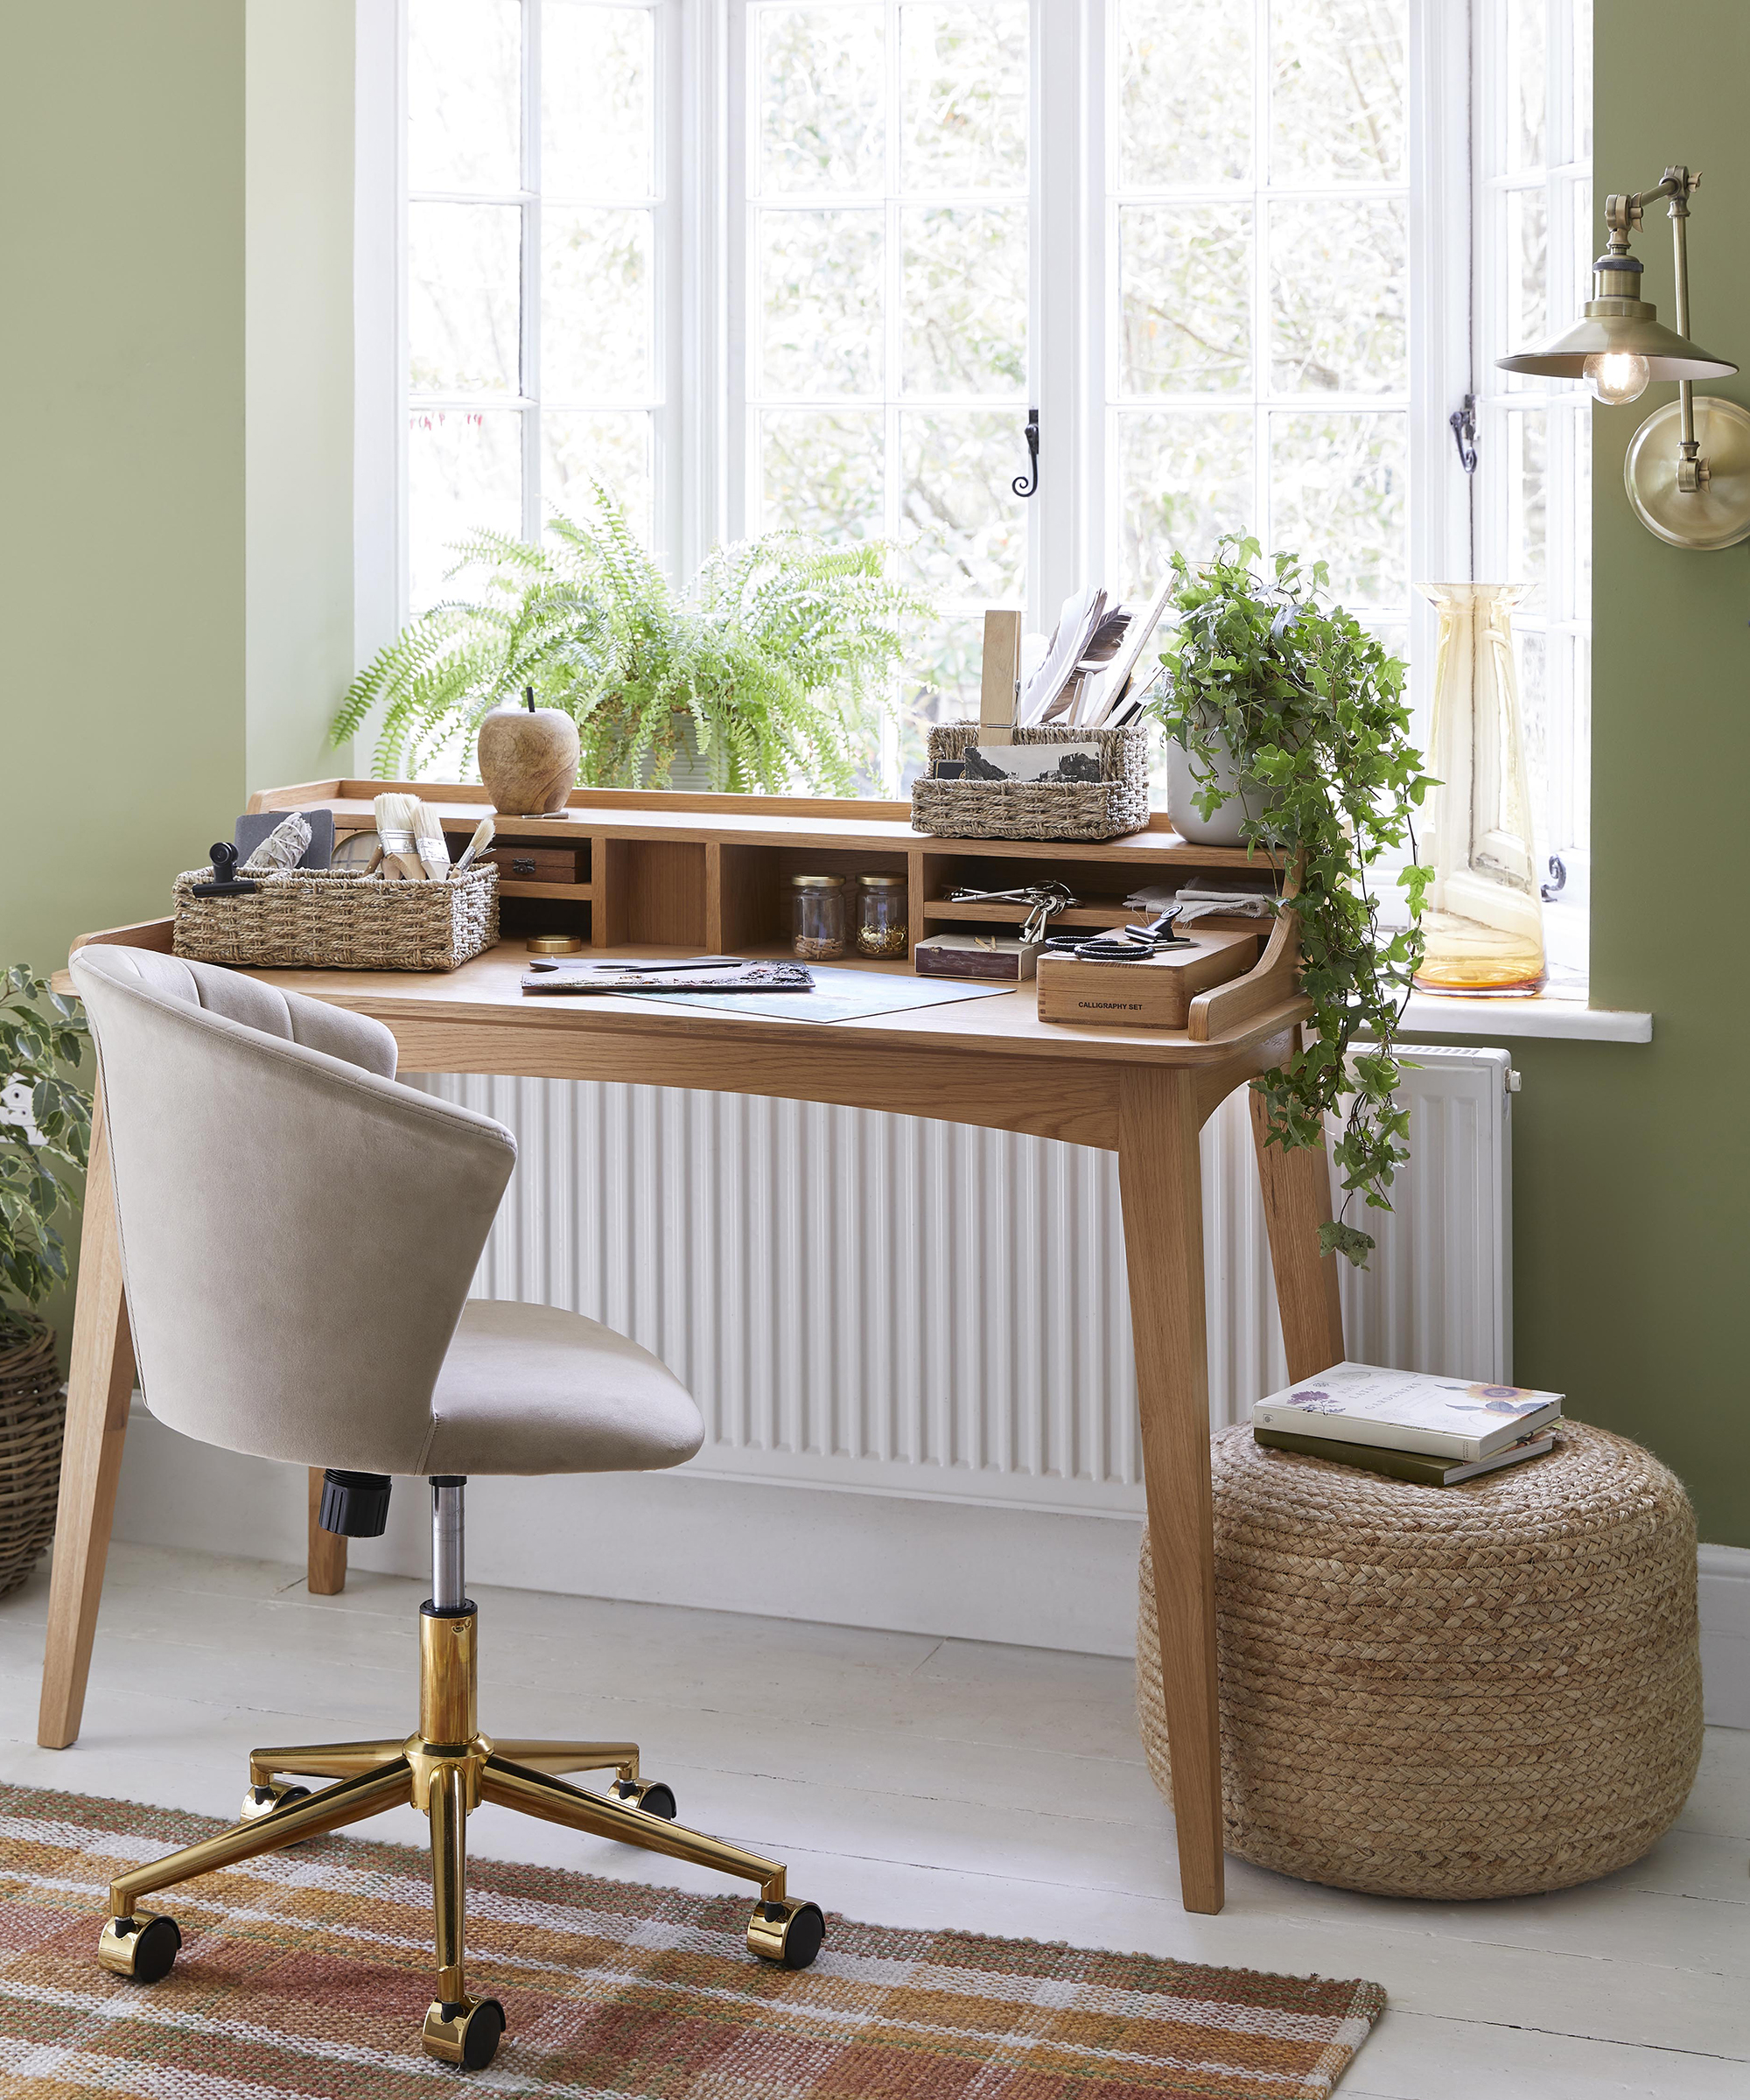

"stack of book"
[1252,1362,1562,1487]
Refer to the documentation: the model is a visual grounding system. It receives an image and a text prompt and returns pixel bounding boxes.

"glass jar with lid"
[790,872,845,959]
[854,872,908,957]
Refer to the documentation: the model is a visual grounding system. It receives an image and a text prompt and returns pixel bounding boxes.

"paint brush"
[411,800,454,881]
[451,816,495,877]
[373,793,425,880]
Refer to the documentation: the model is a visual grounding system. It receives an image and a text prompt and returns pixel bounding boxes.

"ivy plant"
[0,967,91,1323]
[332,485,932,793]
[1147,537,1434,1264]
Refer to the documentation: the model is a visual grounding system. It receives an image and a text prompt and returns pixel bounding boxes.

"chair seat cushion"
[422,1301,703,1476]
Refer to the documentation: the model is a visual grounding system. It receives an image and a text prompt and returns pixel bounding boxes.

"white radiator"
[415,1045,1513,1520]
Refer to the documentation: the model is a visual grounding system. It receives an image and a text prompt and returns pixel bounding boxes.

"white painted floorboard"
[0,1544,1743,2098]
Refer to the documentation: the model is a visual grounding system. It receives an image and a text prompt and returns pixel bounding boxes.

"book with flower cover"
[1250,1361,1563,1462]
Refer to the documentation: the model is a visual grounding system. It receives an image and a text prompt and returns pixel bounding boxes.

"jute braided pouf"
[1137,1421,1703,1900]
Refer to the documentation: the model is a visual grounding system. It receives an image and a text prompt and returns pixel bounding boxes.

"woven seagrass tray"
[0,1315,64,1600]
[910,723,1151,842]
[172,864,499,972]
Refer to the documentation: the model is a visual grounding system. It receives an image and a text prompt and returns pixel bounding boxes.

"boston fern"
[332,486,930,792]
[1149,538,1434,1265]
[1,967,91,1314]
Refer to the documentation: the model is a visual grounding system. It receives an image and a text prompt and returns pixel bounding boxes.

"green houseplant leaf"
[332,486,934,792]
[1147,537,1434,1264]
[1,967,91,1326]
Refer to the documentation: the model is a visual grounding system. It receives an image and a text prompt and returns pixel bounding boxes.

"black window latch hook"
[1012,408,1040,498]
[1449,395,1478,475]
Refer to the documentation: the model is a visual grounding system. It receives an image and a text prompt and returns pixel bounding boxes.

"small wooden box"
[1035,930,1259,1029]
[914,932,1042,982]
[484,845,586,883]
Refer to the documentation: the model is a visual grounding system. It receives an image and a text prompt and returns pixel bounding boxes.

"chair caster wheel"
[98,1913,182,1983]
[240,1782,312,1824]
[423,1995,506,2070]
[611,1776,677,1820]
[746,1896,825,1970]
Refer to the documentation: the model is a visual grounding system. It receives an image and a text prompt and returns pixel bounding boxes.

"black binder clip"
[192,841,259,897]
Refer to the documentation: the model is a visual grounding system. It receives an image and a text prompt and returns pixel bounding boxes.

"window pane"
[1117,410,1254,599]
[542,410,652,540]
[1270,199,1406,393]
[760,409,886,537]
[543,2,654,200]
[899,413,1028,597]
[409,409,522,611]
[1117,0,1251,187]
[1506,0,1547,172]
[1269,410,1406,608]
[409,202,522,395]
[901,206,1027,395]
[409,0,521,193]
[758,4,886,195]
[1502,409,1548,604]
[543,208,653,400]
[1119,206,1251,395]
[897,612,986,785]
[1501,186,1549,387]
[900,1,1027,192]
[1270,0,1406,186]
[759,211,885,396]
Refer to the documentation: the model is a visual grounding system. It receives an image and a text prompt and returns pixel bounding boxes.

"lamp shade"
[1498,311,1736,381]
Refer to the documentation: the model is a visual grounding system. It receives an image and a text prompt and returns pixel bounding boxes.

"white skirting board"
[109,1404,1750,1724]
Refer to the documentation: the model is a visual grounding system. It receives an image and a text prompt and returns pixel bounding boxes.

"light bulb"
[1583,351,1651,405]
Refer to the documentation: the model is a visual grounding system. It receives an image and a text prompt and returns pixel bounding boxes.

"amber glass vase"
[1413,584,1546,997]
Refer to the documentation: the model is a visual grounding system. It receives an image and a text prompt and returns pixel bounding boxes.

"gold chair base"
[95,1600,822,2072]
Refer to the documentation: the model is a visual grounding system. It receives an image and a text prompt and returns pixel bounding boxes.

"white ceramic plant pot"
[1166,732,1269,846]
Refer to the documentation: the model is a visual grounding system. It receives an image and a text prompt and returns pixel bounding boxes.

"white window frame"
[355,0,1586,964]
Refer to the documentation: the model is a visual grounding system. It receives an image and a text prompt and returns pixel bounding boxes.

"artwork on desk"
[961,740,1105,785]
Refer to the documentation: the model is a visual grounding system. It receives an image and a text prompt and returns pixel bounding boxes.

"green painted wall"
[1452,1,1750,1546]
[0,4,248,976]
[0,2,354,1357]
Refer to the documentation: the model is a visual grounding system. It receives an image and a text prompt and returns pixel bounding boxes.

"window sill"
[1399,992,1651,1044]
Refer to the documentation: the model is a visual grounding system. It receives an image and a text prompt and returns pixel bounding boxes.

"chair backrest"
[71,945,516,1475]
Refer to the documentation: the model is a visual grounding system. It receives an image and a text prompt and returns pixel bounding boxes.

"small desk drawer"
[484,845,587,884]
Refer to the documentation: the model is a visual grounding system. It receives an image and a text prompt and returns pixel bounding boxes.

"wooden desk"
[40,792,1345,1919]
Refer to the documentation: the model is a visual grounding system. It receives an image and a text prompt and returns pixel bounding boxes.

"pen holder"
[172,864,500,972]
[909,724,1151,842]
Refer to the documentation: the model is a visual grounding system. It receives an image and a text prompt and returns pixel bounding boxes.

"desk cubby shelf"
[252,779,1264,956]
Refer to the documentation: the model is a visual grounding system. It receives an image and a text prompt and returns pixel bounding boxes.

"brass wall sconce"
[1499,165,1750,550]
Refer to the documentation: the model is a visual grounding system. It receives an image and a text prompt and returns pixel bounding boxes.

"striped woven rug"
[0,1782,1383,2097]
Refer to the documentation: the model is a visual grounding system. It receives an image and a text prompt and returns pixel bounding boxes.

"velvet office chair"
[70,945,823,2070]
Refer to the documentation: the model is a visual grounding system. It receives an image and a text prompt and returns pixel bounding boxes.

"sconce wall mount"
[1498,166,1750,550]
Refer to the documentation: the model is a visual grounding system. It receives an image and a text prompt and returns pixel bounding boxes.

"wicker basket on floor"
[1137,1420,1703,1900]
[0,1315,65,1599]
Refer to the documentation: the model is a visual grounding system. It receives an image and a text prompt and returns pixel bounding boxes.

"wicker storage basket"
[910,723,1151,842]
[172,865,499,972]
[1137,1421,1703,1900]
[0,1315,65,1599]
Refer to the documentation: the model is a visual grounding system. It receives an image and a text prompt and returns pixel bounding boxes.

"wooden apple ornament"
[477,690,579,815]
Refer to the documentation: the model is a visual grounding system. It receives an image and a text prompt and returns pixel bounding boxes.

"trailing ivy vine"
[1147,538,1434,1264]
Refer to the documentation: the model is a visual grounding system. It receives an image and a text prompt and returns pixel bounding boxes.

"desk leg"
[38,1085,135,1749]
[1248,1074,1346,1380]
[1117,1065,1223,1915]
[307,1470,347,1594]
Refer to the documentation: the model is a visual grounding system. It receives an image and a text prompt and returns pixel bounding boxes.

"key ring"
[945,881,1077,945]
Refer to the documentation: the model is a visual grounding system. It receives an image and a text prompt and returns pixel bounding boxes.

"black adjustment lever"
[318,1470,392,1538]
